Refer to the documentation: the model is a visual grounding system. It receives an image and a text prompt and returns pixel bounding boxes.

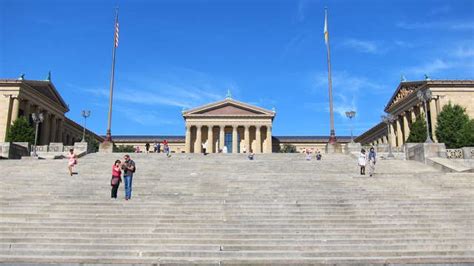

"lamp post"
[345,110,356,143]
[81,110,91,142]
[382,114,395,159]
[417,90,433,143]
[31,112,44,157]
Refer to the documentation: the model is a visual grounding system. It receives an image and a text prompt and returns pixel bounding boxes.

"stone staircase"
[0,153,473,265]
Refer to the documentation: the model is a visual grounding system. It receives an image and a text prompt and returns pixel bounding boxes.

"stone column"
[255,125,262,153]
[402,112,410,142]
[50,115,57,142]
[244,125,250,153]
[219,126,225,152]
[10,97,20,125]
[429,99,438,142]
[265,125,272,153]
[185,125,191,153]
[208,125,214,153]
[195,125,202,153]
[410,108,416,123]
[232,125,238,153]
[389,123,396,148]
[58,118,64,144]
[396,116,403,147]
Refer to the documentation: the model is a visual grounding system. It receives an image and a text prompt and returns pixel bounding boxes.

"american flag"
[114,17,119,48]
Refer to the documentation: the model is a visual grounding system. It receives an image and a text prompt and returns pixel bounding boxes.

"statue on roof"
[226,89,232,99]
[424,74,431,81]
[401,75,407,82]
[18,73,25,80]
[46,71,51,81]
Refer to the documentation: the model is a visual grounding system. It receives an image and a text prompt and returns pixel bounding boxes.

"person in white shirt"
[358,149,367,175]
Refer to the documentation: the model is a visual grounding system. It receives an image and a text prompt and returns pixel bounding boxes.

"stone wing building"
[355,80,474,147]
[0,78,102,145]
[182,98,276,153]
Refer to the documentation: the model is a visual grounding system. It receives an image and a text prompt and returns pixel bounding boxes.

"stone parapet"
[0,142,29,159]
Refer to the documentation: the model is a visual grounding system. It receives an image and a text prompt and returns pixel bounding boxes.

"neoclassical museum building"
[355,80,474,148]
[0,77,102,145]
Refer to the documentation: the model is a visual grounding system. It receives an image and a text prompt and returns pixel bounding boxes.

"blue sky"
[1,0,473,137]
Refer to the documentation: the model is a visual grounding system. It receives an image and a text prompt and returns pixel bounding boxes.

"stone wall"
[0,142,29,159]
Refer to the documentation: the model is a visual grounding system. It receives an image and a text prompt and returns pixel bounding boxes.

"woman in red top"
[111,160,122,199]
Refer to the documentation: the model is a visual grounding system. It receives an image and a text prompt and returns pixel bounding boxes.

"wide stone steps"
[0,153,473,264]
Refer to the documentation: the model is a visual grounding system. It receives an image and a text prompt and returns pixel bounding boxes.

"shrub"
[113,145,135,153]
[406,116,427,143]
[280,144,297,153]
[435,103,470,148]
[5,117,35,144]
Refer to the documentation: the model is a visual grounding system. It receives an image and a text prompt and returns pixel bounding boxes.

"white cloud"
[342,38,380,54]
[312,71,384,94]
[296,0,310,23]
[455,46,474,57]
[404,58,454,75]
[396,21,474,30]
[428,5,452,16]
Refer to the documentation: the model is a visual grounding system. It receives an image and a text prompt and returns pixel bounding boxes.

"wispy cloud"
[78,68,233,110]
[404,58,454,75]
[396,20,474,30]
[455,46,474,57]
[296,0,310,23]
[312,71,385,94]
[117,107,179,126]
[342,38,381,54]
[428,5,452,16]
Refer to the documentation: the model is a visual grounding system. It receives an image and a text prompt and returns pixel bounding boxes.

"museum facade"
[0,77,102,145]
[355,80,474,147]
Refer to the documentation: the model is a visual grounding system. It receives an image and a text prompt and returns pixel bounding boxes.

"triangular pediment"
[24,80,69,110]
[385,81,425,111]
[183,99,275,117]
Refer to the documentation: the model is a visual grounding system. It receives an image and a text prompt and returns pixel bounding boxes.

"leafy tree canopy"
[435,103,470,148]
[407,116,427,143]
[6,117,35,144]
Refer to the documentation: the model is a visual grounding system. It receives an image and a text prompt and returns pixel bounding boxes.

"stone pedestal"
[325,143,343,154]
[74,142,89,155]
[406,143,447,163]
[345,142,361,154]
[48,143,64,153]
[99,141,114,153]
[375,144,388,153]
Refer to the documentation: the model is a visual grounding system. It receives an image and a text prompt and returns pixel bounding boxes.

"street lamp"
[382,114,395,159]
[31,112,44,157]
[345,110,356,143]
[81,110,91,142]
[417,90,433,143]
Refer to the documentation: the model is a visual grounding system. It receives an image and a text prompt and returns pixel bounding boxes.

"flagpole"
[105,7,119,142]
[325,7,337,144]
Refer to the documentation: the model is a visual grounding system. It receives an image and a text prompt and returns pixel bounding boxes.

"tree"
[85,135,99,153]
[113,145,135,153]
[5,117,35,144]
[435,103,470,148]
[406,116,427,143]
[280,144,297,153]
[459,119,474,148]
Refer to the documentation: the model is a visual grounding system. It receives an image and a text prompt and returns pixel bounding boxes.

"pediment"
[24,80,69,110]
[183,99,275,117]
[385,81,425,111]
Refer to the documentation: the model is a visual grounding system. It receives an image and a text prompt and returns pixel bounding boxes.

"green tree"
[280,144,297,153]
[5,117,35,144]
[459,119,474,148]
[406,116,427,143]
[435,103,470,148]
[113,145,135,153]
[85,135,100,153]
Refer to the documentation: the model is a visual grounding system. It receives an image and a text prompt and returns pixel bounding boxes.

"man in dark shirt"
[121,154,136,200]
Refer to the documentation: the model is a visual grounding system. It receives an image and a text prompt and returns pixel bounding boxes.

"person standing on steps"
[145,142,150,153]
[157,142,161,153]
[67,149,77,176]
[121,154,136,200]
[111,160,122,199]
[358,148,367,175]
[202,140,207,155]
[305,149,312,161]
[368,147,377,177]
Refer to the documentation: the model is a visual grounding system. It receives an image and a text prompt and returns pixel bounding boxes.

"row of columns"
[4,96,72,145]
[369,98,439,147]
[185,124,272,154]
